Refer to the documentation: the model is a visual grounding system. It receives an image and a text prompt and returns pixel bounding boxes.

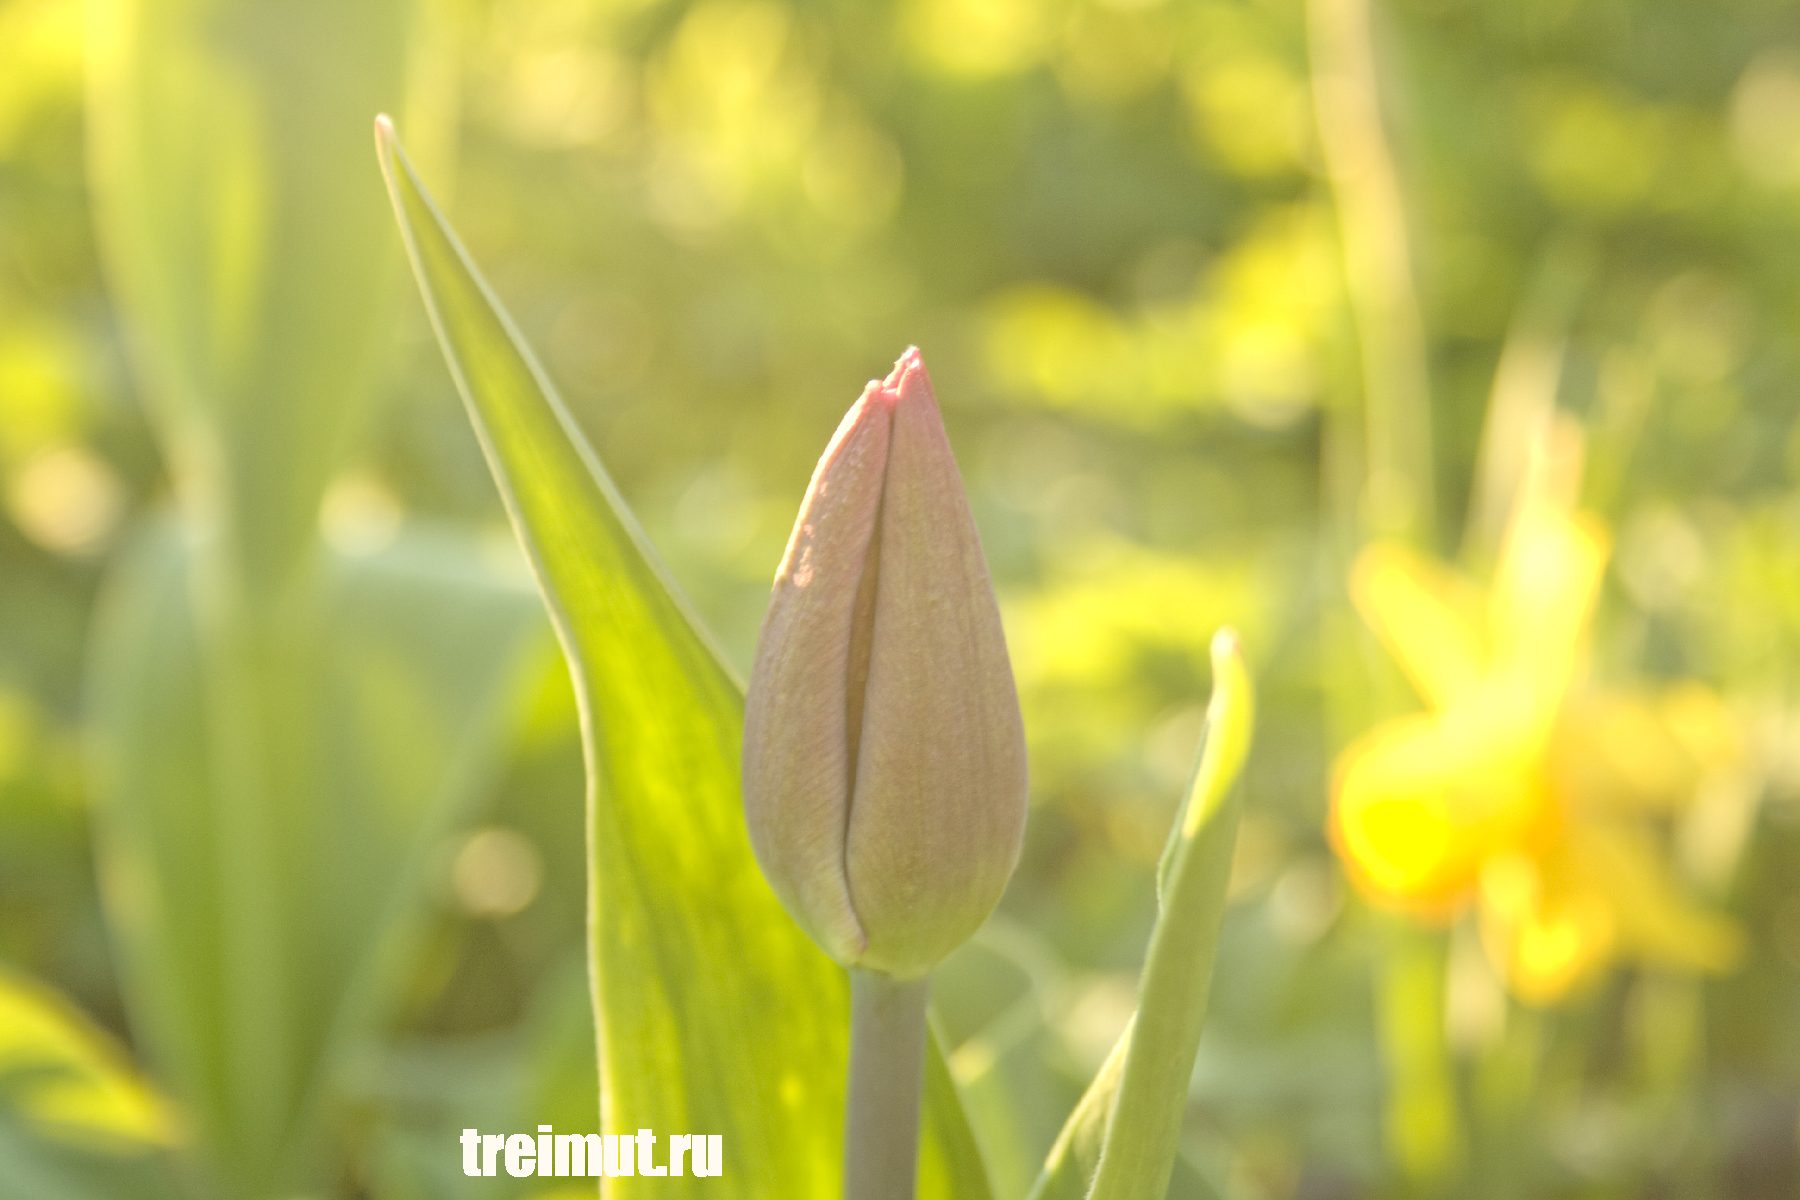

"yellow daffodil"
[1330,473,1742,1003]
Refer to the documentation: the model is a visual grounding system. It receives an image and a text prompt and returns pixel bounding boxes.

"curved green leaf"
[375,119,991,1199]
[1029,631,1253,1200]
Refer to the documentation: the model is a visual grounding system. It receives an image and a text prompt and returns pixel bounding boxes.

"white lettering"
[505,1132,535,1178]
[459,1126,720,1178]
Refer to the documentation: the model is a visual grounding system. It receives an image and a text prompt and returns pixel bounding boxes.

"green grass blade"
[1028,631,1254,1200]
[375,117,992,1199]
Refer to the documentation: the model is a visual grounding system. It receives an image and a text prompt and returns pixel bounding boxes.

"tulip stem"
[844,968,931,1200]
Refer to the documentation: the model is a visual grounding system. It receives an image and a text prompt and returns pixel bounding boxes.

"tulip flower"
[742,347,1027,1200]
[742,346,1028,980]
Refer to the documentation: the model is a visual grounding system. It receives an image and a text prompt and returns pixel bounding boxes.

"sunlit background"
[2,0,1799,1196]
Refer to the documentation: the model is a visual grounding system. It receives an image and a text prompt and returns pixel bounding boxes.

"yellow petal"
[1659,682,1746,770]
[1332,704,1553,912]
[1350,543,1486,708]
[1576,822,1742,975]
[1552,685,1744,816]
[1478,851,1615,1004]
[1490,498,1609,712]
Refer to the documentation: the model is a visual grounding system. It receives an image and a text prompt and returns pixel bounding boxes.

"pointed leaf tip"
[373,146,995,1198]
[373,113,398,165]
[1197,630,1253,828]
[373,115,404,200]
[1063,629,1253,1200]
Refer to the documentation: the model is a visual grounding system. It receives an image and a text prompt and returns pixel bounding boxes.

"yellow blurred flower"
[1330,475,1742,1003]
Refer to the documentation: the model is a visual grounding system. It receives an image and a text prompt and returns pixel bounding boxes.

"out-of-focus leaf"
[0,968,173,1149]
[87,526,541,1196]
[376,118,992,1199]
[0,969,185,1200]
[930,933,1057,1196]
[1029,631,1253,1200]
[85,0,451,587]
[0,1118,186,1200]
[356,954,598,1200]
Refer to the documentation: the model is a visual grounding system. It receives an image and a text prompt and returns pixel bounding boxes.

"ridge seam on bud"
[839,403,893,966]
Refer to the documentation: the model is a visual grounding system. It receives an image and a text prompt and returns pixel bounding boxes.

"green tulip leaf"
[1028,631,1253,1200]
[376,119,992,1198]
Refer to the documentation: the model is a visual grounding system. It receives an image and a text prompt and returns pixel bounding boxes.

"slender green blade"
[1026,1026,1221,1200]
[376,118,991,1199]
[1028,631,1253,1200]
[87,527,540,1195]
[86,0,449,588]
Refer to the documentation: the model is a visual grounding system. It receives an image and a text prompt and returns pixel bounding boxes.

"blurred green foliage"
[1,0,1798,1195]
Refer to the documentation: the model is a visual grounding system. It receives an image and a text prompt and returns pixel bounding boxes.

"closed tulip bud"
[743,347,1028,980]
